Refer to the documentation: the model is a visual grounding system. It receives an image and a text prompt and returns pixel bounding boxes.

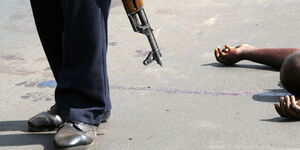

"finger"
[222,48,230,53]
[279,97,288,117]
[217,46,226,57]
[225,44,235,51]
[274,103,287,117]
[290,96,300,114]
[214,48,219,60]
[215,48,225,63]
[283,95,299,119]
[215,47,222,57]
[297,100,300,106]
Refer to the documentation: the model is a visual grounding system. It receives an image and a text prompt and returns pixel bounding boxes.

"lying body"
[214,44,300,119]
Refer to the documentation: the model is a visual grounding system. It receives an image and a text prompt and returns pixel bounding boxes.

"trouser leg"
[31,0,112,125]
[30,0,63,81]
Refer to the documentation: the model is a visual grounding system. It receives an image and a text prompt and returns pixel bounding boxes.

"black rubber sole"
[55,142,94,150]
[28,126,58,132]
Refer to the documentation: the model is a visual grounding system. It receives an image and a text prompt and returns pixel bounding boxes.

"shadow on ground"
[252,89,289,103]
[260,117,298,123]
[203,63,296,123]
[0,120,55,150]
[202,62,278,72]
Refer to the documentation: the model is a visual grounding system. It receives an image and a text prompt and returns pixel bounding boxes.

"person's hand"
[214,44,246,65]
[274,95,300,120]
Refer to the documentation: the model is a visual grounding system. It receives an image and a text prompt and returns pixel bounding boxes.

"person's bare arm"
[215,44,300,69]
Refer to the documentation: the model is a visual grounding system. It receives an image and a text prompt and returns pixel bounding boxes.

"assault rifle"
[122,0,163,66]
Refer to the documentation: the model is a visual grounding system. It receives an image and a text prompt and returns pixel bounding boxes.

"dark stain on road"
[16,80,56,88]
[0,55,24,61]
[21,92,53,101]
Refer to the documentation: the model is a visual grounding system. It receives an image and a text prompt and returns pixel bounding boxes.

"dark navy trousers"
[30,0,112,125]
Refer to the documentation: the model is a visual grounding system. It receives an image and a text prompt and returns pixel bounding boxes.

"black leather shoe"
[54,121,97,150]
[28,105,111,132]
[28,105,62,132]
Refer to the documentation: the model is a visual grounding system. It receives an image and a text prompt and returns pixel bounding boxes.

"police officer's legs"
[29,0,112,148]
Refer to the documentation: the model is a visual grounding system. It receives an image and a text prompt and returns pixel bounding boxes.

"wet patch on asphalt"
[15,80,56,88]
[21,92,53,102]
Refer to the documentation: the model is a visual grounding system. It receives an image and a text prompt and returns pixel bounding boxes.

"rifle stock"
[122,0,144,13]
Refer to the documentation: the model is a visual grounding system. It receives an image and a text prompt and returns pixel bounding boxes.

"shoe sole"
[55,141,94,150]
[28,126,58,132]
[28,118,109,132]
